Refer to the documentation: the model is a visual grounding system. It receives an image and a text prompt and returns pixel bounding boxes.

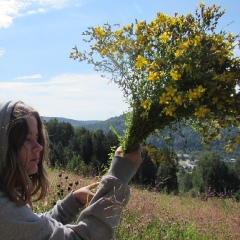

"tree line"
[44,118,240,200]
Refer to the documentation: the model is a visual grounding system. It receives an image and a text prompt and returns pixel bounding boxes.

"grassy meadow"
[34,169,240,240]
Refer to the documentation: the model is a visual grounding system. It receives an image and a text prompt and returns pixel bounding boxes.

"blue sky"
[0,0,239,120]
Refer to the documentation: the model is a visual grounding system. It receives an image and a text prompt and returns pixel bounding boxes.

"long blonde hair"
[4,101,49,206]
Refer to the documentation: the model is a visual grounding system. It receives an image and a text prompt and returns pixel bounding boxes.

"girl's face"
[19,115,43,175]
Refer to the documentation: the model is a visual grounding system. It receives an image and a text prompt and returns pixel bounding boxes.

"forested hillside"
[43,115,240,159]
[43,117,240,200]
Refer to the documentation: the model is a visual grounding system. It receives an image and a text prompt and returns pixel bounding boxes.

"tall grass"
[34,169,240,240]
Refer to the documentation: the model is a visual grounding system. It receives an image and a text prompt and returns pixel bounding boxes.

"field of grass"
[34,169,240,240]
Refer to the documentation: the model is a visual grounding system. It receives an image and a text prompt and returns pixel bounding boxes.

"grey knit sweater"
[0,101,138,240]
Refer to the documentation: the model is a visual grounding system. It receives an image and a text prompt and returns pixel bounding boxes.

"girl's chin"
[26,166,39,175]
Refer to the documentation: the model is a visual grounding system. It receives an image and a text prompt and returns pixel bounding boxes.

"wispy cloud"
[39,0,69,9]
[13,74,43,80]
[0,48,5,57]
[0,0,78,28]
[0,73,128,120]
[0,1,28,28]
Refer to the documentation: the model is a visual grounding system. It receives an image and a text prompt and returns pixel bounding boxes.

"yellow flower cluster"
[115,29,123,37]
[94,26,106,38]
[159,32,170,43]
[170,70,181,81]
[189,85,206,100]
[148,71,159,82]
[73,2,240,153]
[165,85,177,97]
[135,55,148,68]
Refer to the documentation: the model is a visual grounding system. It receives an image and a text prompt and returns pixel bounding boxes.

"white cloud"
[13,74,43,80]
[0,0,80,28]
[0,0,30,28]
[0,73,128,120]
[39,0,68,9]
[26,8,47,15]
[0,48,5,57]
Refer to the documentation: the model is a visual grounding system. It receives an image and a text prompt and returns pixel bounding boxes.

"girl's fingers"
[87,182,99,190]
[115,146,123,157]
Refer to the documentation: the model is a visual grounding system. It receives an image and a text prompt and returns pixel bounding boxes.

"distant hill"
[42,116,101,128]
[42,115,125,134]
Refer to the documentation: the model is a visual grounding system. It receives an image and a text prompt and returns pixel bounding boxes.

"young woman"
[0,101,142,240]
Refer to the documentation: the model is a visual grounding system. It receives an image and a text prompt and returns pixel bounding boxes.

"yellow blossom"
[192,35,201,46]
[124,24,132,31]
[141,100,150,109]
[135,55,148,68]
[165,85,177,97]
[159,93,171,104]
[196,85,206,94]
[170,70,181,81]
[184,64,192,73]
[117,53,122,59]
[175,49,183,57]
[156,13,169,24]
[229,32,234,38]
[159,32,170,43]
[225,144,235,153]
[164,105,177,117]
[173,95,183,105]
[189,85,206,100]
[94,26,106,38]
[148,71,159,82]
[115,29,123,37]
[135,21,145,33]
[160,71,166,76]
[189,89,196,100]
[195,106,210,117]
[180,41,190,49]
[146,145,158,154]
[100,48,107,55]
[235,135,240,144]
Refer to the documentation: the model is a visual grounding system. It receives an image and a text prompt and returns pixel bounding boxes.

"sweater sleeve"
[40,192,85,224]
[73,155,138,239]
[0,156,137,240]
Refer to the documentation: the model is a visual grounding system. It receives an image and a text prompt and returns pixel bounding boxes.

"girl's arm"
[0,151,140,240]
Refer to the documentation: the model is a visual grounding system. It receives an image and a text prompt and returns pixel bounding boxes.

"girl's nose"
[33,140,43,152]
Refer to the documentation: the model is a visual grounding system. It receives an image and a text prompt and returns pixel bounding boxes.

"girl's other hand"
[73,182,99,205]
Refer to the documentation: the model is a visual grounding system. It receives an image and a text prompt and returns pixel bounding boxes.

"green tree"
[192,151,240,195]
[45,119,74,147]
[133,146,158,185]
[234,157,240,178]
[178,171,193,193]
[152,147,178,193]
[91,130,108,166]
[70,127,93,165]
